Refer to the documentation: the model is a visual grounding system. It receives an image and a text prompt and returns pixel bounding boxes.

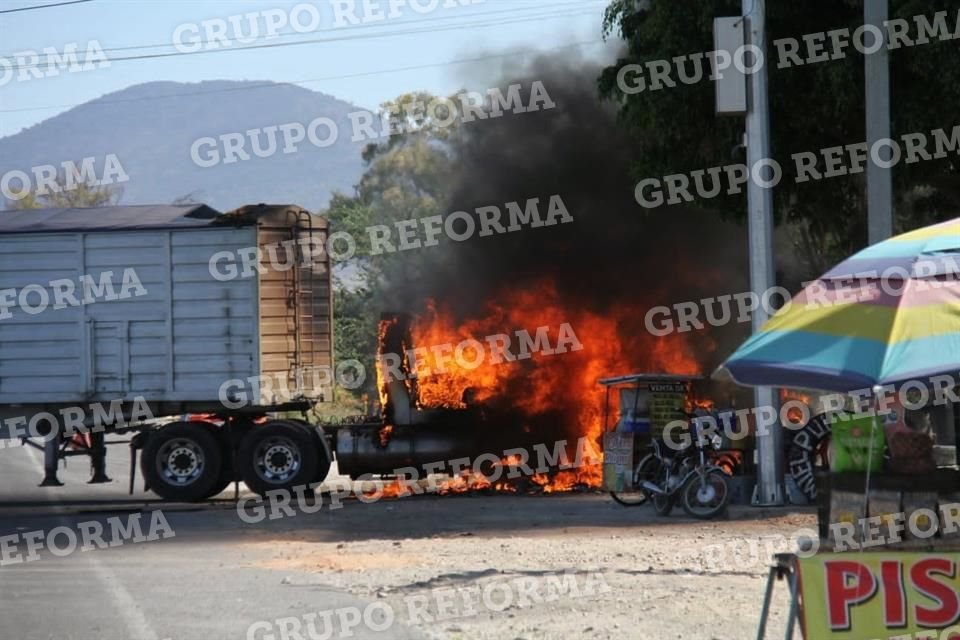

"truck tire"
[204,472,233,499]
[284,419,333,485]
[200,422,237,499]
[141,422,223,502]
[238,420,320,496]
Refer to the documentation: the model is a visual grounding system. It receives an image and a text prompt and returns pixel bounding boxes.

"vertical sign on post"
[714,17,747,116]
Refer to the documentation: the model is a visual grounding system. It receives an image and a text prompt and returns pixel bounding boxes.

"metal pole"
[865,0,893,245]
[743,0,784,506]
[755,565,778,640]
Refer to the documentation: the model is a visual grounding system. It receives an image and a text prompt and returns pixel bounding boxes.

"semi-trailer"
[0,203,567,501]
[0,203,342,500]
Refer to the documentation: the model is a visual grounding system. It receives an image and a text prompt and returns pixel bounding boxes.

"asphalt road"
[0,442,807,640]
[0,443,428,640]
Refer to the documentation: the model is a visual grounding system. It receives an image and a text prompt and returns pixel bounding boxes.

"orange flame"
[780,388,814,426]
[375,280,713,492]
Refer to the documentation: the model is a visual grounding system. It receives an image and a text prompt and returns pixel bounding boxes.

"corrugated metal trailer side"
[0,226,260,406]
[0,204,335,501]
[255,215,333,407]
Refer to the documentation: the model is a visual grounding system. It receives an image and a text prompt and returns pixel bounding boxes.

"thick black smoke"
[381,54,755,384]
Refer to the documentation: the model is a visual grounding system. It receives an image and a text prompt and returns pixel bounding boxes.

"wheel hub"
[170,449,197,475]
[265,445,294,474]
[696,483,717,503]
[158,439,205,484]
[255,437,301,483]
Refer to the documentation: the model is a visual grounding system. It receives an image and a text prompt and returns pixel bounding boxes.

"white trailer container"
[0,203,335,500]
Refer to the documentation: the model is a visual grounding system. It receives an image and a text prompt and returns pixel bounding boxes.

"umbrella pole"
[859,386,884,540]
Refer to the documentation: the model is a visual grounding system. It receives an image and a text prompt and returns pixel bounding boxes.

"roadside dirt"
[240,493,815,640]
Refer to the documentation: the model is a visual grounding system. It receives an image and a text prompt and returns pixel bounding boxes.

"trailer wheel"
[238,421,319,496]
[203,473,233,499]
[198,423,235,499]
[284,420,333,485]
[141,423,223,502]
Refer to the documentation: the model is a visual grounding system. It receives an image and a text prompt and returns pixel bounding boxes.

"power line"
[26,0,596,57]
[1,5,604,71]
[0,0,92,14]
[0,39,608,114]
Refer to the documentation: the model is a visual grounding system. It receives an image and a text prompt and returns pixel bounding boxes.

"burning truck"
[0,203,613,500]
[0,197,748,501]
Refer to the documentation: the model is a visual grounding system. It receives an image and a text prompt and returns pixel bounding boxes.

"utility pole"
[742,0,784,506]
[865,0,893,244]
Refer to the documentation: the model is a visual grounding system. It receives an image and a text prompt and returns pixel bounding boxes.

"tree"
[6,170,121,210]
[332,286,379,400]
[353,91,461,284]
[324,91,466,397]
[600,0,960,275]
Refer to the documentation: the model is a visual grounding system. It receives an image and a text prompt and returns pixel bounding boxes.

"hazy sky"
[0,0,616,138]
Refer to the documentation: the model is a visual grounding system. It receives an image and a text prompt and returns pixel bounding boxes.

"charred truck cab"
[328,312,584,486]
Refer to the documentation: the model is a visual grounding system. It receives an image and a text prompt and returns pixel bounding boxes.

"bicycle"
[610,409,731,519]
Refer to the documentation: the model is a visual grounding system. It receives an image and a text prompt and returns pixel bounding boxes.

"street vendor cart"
[718,218,960,639]
[598,373,749,511]
[597,374,698,498]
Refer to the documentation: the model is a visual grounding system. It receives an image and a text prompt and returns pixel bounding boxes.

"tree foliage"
[332,286,379,401]
[600,0,960,274]
[6,170,121,210]
[325,91,463,397]
[327,91,463,285]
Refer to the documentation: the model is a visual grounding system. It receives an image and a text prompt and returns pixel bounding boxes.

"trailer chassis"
[16,401,334,502]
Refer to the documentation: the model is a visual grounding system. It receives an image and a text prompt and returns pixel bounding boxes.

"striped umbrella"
[718,218,960,392]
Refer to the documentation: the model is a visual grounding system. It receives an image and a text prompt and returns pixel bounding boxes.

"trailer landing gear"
[39,435,63,487]
[88,430,111,484]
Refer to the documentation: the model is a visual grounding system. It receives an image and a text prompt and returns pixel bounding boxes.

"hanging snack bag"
[829,414,886,473]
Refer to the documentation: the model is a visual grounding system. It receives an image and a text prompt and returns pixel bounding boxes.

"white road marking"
[25,445,160,640]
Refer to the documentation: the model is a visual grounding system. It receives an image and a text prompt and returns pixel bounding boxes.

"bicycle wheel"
[610,454,658,506]
[680,467,731,519]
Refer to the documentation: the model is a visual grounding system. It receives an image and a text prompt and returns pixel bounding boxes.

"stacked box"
[829,490,868,550]
[937,491,960,542]
[867,490,902,548]
[901,491,940,543]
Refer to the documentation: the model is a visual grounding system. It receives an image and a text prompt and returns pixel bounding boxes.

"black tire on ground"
[281,419,333,484]
[237,420,320,496]
[609,490,644,506]
[680,468,731,520]
[196,422,235,499]
[141,422,224,502]
[653,494,675,516]
[652,465,674,516]
[204,472,234,499]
